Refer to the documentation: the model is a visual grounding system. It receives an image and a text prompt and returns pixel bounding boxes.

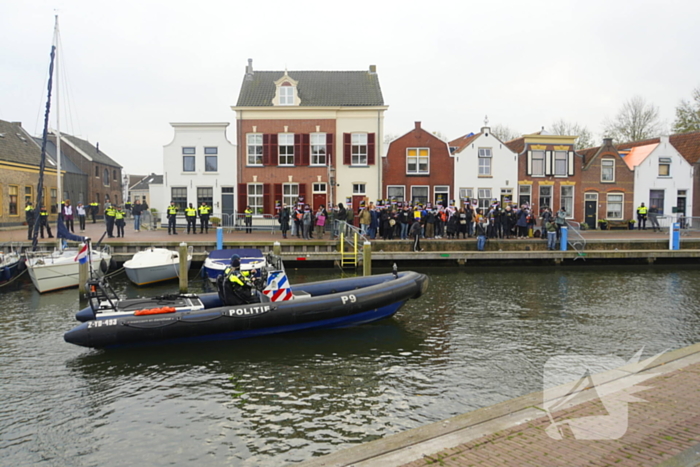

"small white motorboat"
[124,246,192,286]
[26,245,112,293]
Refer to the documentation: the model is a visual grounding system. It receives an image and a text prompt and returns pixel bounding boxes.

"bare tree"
[550,119,595,149]
[672,86,700,134]
[602,95,664,143]
[490,124,520,142]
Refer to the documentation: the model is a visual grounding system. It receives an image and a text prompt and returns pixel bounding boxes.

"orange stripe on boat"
[133,306,177,316]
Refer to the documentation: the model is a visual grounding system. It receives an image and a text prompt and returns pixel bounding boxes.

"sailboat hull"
[27,249,111,293]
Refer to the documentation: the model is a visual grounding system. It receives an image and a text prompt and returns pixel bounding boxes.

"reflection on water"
[1,266,699,466]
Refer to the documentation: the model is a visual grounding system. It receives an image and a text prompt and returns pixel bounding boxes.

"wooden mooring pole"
[363,242,372,276]
[179,242,188,293]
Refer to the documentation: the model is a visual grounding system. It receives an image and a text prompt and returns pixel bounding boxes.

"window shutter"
[545,150,552,176]
[326,133,334,164]
[568,151,575,176]
[368,133,376,165]
[237,183,247,214]
[263,183,271,214]
[274,183,283,207]
[294,134,302,166]
[301,134,310,166]
[527,150,532,176]
[299,183,306,201]
[343,133,351,165]
[262,134,277,166]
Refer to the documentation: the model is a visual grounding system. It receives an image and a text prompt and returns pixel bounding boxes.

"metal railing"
[221,213,279,234]
[565,221,587,258]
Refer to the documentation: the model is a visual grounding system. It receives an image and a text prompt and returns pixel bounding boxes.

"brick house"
[49,132,123,214]
[0,120,60,228]
[578,138,635,227]
[232,59,387,217]
[506,132,583,220]
[383,122,452,206]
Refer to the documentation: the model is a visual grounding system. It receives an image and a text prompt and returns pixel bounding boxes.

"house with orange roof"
[619,135,693,222]
[578,138,635,227]
[383,122,452,206]
[616,130,700,218]
[450,125,518,210]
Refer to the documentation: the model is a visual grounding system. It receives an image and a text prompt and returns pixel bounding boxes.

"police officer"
[167,201,179,235]
[39,206,53,238]
[217,254,260,306]
[105,204,116,238]
[25,201,36,240]
[244,206,253,234]
[637,203,648,230]
[89,201,99,223]
[115,205,126,238]
[185,203,197,234]
[198,202,211,233]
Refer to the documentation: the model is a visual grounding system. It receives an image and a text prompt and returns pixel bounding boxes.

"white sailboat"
[124,246,192,286]
[25,15,112,293]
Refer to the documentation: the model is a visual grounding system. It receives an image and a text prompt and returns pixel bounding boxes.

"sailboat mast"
[54,15,62,212]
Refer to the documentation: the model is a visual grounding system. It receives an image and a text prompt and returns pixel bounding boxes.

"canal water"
[1,265,699,466]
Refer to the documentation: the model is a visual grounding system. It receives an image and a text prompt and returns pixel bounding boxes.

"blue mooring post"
[560,226,568,251]
[217,226,223,250]
[670,222,680,250]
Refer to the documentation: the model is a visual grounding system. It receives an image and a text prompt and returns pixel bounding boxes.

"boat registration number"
[88,319,117,328]
[341,294,357,304]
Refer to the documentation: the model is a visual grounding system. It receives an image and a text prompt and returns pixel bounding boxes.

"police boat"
[65,268,429,349]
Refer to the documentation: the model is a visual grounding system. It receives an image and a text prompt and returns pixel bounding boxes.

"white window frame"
[601,159,615,182]
[539,185,552,210]
[278,133,294,166]
[411,186,429,205]
[658,158,671,177]
[351,133,368,166]
[247,183,264,215]
[311,133,327,166]
[606,193,624,220]
[387,185,405,202]
[182,156,195,172]
[406,148,429,174]
[353,183,366,195]
[312,182,327,194]
[532,150,545,177]
[280,85,294,105]
[282,183,299,208]
[477,188,492,210]
[554,151,568,176]
[560,185,574,219]
[459,188,474,200]
[518,184,532,206]
[478,148,492,176]
[247,134,263,166]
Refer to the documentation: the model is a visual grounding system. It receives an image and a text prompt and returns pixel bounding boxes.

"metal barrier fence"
[221,214,279,234]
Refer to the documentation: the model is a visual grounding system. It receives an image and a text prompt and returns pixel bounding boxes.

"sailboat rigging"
[25,15,112,293]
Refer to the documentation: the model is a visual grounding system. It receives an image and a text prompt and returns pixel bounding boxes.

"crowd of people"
[276,200,570,251]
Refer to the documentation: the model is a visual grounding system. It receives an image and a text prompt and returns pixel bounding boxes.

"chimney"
[415,122,421,131]
[96,142,100,153]
[603,137,613,146]
[245,58,254,81]
[369,65,377,74]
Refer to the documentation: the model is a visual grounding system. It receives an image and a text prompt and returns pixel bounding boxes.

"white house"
[450,126,519,210]
[162,122,236,220]
[623,135,693,222]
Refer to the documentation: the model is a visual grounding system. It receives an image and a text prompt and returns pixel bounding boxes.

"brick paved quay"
[5,221,700,266]
[298,344,700,467]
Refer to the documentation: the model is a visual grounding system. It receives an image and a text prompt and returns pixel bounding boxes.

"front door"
[676,196,687,216]
[221,188,234,226]
[313,194,326,211]
[351,195,365,226]
[585,200,597,228]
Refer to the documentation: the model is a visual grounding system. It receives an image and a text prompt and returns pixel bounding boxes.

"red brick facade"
[580,139,635,227]
[383,122,453,205]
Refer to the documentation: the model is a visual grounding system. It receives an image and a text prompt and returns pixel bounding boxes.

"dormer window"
[280,83,294,105]
[273,73,299,106]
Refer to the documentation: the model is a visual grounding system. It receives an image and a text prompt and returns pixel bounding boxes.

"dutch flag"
[74,244,89,264]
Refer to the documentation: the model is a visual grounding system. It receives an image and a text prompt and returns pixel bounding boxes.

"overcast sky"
[2,0,698,175]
